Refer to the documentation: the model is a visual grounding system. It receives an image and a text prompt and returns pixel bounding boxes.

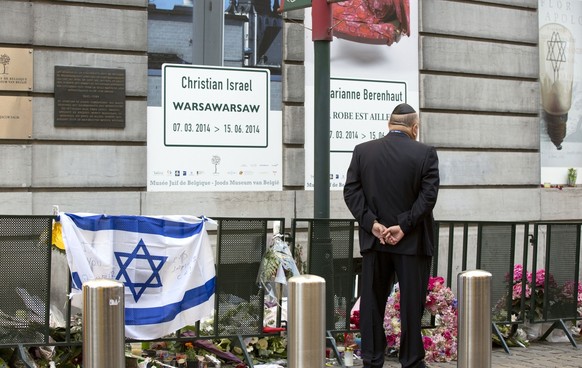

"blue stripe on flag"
[66,214,204,238]
[125,276,216,325]
[71,272,83,290]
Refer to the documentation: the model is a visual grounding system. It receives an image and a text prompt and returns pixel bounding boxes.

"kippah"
[391,103,416,115]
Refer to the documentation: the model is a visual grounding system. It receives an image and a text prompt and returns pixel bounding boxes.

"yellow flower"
[257,338,268,350]
[218,338,232,351]
[52,221,65,250]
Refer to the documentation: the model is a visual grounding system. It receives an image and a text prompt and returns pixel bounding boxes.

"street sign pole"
[312,0,332,219]
[281,0,333,219]
[283,0,335,331]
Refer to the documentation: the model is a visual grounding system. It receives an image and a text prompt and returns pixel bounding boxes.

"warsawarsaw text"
[172,102,260,113]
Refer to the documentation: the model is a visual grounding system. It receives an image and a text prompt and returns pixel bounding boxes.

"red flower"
[350,310,360,329]
[422,336,434,350]
[428,276,445,291]
[386,334,398,347]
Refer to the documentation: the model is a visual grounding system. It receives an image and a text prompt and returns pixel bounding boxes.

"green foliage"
[215,335,287,364]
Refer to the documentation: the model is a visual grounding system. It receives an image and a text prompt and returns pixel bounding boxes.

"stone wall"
[0,0,148,216]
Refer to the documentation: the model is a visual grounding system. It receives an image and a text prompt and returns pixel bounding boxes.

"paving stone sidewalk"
[379,338,582,368]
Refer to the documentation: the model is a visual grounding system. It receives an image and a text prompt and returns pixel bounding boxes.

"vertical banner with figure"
[304,0,420,190]
[539,0,582,184]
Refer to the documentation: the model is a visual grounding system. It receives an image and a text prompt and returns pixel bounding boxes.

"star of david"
[115,239,168,302]
[546,31,568,80]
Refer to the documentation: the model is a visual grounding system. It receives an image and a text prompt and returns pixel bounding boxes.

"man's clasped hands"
[372,221,404,246]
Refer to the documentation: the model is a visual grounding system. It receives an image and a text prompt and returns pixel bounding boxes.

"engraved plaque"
[0,48,33,91]
[0,96,32,139]
[54,66,126,128]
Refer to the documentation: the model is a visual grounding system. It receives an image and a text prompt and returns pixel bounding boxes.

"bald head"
[388,103,419,139]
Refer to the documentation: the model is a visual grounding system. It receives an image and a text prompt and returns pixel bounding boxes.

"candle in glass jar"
[344,346,354,366]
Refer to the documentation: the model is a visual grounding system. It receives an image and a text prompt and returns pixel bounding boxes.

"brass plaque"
[54,66,126,128]
[0,48,33,91]
[0,96,32,139]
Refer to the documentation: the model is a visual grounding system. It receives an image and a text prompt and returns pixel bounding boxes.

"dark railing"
[210,217,286,367]
[0,216,580,366]
[291,218,357,366]
[530,223,580,347]
[434,221,580,352]
[0,216,62,364]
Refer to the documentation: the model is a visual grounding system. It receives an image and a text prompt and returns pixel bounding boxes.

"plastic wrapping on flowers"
[256,236,300,302]
[381,277,458,362]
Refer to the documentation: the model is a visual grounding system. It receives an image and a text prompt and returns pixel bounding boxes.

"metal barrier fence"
[0,216,58,365]
[209,217,286,367]
[0,216,580,365]
[291,218,356,366]
[435,221,580,352]
[291,218,356,333]
[530,223,580,347]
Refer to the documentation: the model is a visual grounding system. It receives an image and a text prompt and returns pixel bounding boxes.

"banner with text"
[304,1,420,190]
[162,64,269,147]
[147,64,282,192]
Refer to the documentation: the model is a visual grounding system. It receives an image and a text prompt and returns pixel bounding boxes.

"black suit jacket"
[343,131,440,256]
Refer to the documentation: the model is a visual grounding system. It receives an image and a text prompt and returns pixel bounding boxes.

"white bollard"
[83,279,125,368]
[288,275,326,368]
[457,270,492,368]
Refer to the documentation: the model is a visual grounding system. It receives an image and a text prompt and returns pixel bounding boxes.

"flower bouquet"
[380,276,458,362]
[502,264,564,322]
[256,235,300,302]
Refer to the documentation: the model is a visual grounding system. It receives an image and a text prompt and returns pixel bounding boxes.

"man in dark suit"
[344,103,439,368]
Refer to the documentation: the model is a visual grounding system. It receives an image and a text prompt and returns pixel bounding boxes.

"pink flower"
[350,310,360,329]
[423,336,434,350]
[428,276,445,291]
[386,334,397,347]
[512,282,532,300]
[504,265,570,322]
[513,264,523,282]
[426,295,435,305]
[535,269,545,287]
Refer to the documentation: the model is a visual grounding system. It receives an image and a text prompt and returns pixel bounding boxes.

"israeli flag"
[59,213,216,340]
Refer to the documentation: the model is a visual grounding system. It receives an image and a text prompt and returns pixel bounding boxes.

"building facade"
[0,0,581,224]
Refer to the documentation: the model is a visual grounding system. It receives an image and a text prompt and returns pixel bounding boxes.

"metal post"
[457,270,492,368]
[311,221,335,331]
[83,279,125,368]
[288,275,326,368]
[312,0,332,219]
[192,0,224,66]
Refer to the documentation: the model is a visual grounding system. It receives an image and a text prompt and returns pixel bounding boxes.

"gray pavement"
[330,336,582,367]
[378,338,582,368]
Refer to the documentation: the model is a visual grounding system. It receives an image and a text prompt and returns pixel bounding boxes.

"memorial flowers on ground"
[503,264,576,321]
[494,264,582,344]
[382,276,458,363]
